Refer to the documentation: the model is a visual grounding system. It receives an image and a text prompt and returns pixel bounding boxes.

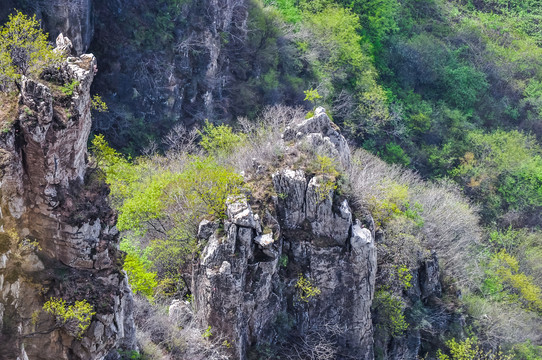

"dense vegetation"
[235,1,542,357]
[1,0,542,358]
[91,0,541,357]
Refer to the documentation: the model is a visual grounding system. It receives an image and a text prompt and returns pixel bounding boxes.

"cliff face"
[89,0,250,149]
[0,48,135,359]
[193,110,377,359]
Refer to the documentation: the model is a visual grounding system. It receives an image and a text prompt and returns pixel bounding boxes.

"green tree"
[0,11,61,89]
[437,337,513,360]
[42,298,96,339]
[199,121,247,157]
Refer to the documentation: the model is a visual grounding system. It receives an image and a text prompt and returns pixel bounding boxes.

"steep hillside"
[1,0,542,359]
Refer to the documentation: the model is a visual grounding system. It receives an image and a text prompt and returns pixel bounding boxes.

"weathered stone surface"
[227,197,262,231]
[272,169,307,229]
[283,107,351,168]
[169,299,193,324]
[420,251,442,301]
[379,251,447,359]
[306,177,353,245]
[254,233,274,247]
[194,113,376,359]
[0,46,135,359]
[54,33,74,55]
[198,219,219,240]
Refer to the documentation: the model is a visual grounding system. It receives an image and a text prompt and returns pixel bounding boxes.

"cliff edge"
[0,43,135,359]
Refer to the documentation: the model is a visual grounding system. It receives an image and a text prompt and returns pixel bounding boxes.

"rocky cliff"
[90,0,251,150]
[1,0,304,152]
[0,42,135,359]
[193,109,377,359]
[189,109,451,360]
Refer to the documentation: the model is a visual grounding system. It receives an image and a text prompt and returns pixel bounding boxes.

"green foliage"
[60,80,80,96]
[337,0,399,52]
[120,239,158,299]
[367,180,409,226]
[263,0,302,23]
[199,121,247,157]
[309,155,340,201]
[117,350,144,360]
[451,130,542,221]
[43,297,96,338]
[315,155,339,177]
[486,250,542,312]
[510,341,542,360]
[303,88,322,106]
[373,290,408,337]
[279,254,288,267]
[295,274,321,302]
[91,95,108,112]
[92,135,244,294]
[203,326,213,338]
[437,337,513,360]
[380,142,410,166]
[395,265,413,289]
[442,64,488,111]
[305,6,367,76]
[0,11,62,87]
[179,157,245,218]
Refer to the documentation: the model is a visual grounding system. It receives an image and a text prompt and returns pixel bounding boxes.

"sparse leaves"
[43,297,95,338]
[296,274,321,302]
[91,94,108,112]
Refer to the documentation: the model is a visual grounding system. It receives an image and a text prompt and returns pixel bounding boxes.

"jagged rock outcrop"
[374,250,450,360]
[283,107,351,168]
[193,111,377,359]
[0,47,135,359]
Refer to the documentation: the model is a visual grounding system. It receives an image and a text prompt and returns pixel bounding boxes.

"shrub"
[199,121,247,157]
[486,250,542,312]
[264,0,302,23]
[303,88,322,108]
[0,11,62,88]
[437,337,513,360]
[43,297,95,338]
[120,239,158,299]
[451,129,542,221]
[133,296,229,359]
[380,142,410,167]
[60,80,80,96]
[295,274,321,302]
[91,94,108,112]
[92,135,244,294]
[367,180,409,226]
[463,292,542,349]
[372,290,408,337]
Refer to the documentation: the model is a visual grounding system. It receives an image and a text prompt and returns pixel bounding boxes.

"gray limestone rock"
[169,299,193,324]
[272,169,307,229]
[195,162,376,360]
[0,50,135,359]
[283,107,351,168]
